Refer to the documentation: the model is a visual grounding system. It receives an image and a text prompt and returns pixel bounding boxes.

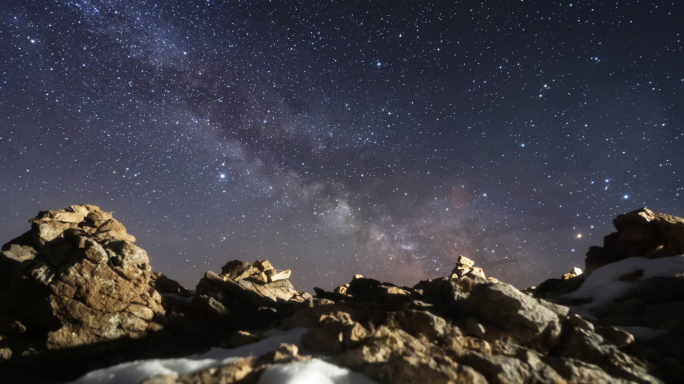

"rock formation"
[2,205,684,383]
[192,259,311,330]
[531,207,684,382]
[0,205,166,378]
[585,208,684,276]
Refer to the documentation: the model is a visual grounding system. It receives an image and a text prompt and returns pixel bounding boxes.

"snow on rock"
[561,255,684,308]
[259,359,378,384]
[69,328,308,384]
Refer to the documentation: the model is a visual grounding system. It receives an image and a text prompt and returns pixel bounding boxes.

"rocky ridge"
[0,205,683,383]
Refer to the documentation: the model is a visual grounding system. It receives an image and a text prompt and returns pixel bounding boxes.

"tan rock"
[232,330,262,347]
[1,206,163,353]
[467,267,486,279]
[97,218,127,233]
[221,260,257,281]
[83,204,101,213]
[91,231,136,243]
[334,285,348,295]
[49,210,87,223]
[247,271,268,284]
[458,255,475,267]
[274,343,299,362]
[31,221,70,247]
[253,260,273,272]
[613,208,656,231]
[68,205,90,215]
[352,274,364,280]
[561,267,583,280]
[268,269,291,282]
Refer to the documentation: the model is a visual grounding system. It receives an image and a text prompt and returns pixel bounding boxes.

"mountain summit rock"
[1,205,683,383]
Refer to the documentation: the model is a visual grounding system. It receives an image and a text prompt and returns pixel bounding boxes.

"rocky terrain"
[1,206,684,383]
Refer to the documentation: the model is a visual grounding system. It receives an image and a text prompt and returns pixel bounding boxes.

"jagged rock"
[192,261,309,329]
[0,205,164,354]
[451,255,485,280]
[584,208,684,277]
[562,267,583,280]
[221,260,254,280]
[150,272,193,298]
[253,260,273,272]
[464,282,566,353]
[391,309,447,340]
[269,269,291,282]
[3,206,679,384]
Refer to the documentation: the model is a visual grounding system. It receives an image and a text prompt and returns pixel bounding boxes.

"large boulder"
[464,282,567,354]
[0,205,164,352]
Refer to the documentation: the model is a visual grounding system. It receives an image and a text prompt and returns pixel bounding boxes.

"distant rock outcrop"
[193,259,311,329]
[586,208,684,276]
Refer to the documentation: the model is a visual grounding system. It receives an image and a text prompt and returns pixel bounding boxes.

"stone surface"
[561,267,583,280]
[2,205,680,384]
[192,260,310,329]
[0,205,165,358]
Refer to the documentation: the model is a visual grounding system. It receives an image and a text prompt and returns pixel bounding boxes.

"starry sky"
[1,1,683,291]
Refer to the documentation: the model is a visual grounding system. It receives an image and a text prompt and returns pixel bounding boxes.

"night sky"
[1,1,683,291]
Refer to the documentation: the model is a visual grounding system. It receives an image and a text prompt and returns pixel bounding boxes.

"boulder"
[192,260,310,329]
[0,205,165,353]
[464,282,565,353]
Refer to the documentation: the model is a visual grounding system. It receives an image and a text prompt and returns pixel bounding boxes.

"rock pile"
[302,273,660,383]
[450,255,487,280]
[0,205,165,375]
[530,208,684,382]
[192,259,311,330]
[584,208,684,276]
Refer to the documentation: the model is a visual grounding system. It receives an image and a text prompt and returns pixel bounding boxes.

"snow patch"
[259,358,378,384]
[561,255,684,308]
[70,328,307,384]
[69,328,379,384]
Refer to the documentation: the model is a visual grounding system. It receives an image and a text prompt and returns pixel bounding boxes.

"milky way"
[1,1,683,291]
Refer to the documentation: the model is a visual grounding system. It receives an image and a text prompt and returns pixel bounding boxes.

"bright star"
[623,194,629,199]
[220,173,225,179]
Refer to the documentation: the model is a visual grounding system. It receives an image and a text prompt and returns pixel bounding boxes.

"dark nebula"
[1,1,683,290]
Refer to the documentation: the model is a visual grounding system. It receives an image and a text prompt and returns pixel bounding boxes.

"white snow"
[615,326,669,341]
[69,328,379,384]
[70,328,307,384]
[561,255,684,308]
[259,359,378,384]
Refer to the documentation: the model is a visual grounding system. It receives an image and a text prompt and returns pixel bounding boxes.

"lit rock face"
[585,208,684,276]
[192,259,311,329]
[305,269,661,384]
[0,204,164,351]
